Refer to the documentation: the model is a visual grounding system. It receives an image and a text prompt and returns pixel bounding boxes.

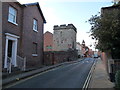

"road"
[9,58,95,88]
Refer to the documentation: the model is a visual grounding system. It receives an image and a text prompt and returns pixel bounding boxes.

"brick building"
[44,31,53,51]
[53,24,77,51]
[44,24,78,65]
[2,2,46,72]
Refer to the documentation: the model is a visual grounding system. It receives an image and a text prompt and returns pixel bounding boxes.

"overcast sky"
[18,0,113,50]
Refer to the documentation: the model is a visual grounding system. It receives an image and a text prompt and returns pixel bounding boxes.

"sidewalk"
[89,58,115,88]
[2,59,83,88]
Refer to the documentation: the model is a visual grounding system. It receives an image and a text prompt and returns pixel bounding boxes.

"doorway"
[8,40,12,58]
[4,33,19,69]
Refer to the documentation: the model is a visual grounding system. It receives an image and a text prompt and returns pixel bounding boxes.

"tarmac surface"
[3,59,83,88]
[4,58,94,88]
[3,58,115,89]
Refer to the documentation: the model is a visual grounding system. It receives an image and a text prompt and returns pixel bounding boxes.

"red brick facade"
[2,2,23,68]
[2,2,46,70]
[44,31,53,51]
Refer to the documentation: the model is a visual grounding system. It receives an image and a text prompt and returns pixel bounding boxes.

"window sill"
[32,54,38,57]
[8,20,18,26]
[33,29,38,32]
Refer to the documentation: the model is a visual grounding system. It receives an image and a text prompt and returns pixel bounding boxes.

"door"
[4,33,19,69]
[8,40,13,58]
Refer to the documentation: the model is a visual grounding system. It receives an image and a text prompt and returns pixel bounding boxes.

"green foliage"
[115,70,120,88]
[88,7,120,59]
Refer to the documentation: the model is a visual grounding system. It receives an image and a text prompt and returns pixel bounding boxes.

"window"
[32,42,38,56]
[8,6,17,25]
[33,19,38,31]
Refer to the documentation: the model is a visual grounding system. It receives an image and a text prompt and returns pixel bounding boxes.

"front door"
[4,33,19,69]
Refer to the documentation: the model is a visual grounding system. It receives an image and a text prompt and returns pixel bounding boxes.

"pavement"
[2,58,83,88]
[89,58,115,88]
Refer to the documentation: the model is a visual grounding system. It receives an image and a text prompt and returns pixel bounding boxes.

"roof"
[23,2,46,23]
[44,31,53,35]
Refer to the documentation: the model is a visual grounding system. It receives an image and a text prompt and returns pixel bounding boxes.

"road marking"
[82,59,96,89]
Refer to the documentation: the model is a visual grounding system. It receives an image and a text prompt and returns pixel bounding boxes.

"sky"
[18,0,114,50]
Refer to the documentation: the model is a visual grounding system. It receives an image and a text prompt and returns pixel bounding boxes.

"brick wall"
[2,2,23,67]
[44,31,53,51]
[2,2,45,70]
[44,50,78,65]
[22,5,44,69]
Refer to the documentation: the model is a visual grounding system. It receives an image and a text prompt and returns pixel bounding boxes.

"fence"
[108,59,120,82]
[7,57,12,73]
[17,55,26,71]
[113,59,120,72]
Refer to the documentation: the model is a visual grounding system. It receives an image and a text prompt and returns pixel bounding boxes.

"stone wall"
[53,24,77,51]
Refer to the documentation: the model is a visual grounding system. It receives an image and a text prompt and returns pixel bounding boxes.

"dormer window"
[8,6,17,25]
[33,19,38,32]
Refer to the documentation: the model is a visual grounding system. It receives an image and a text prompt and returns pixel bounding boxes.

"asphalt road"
[9,58,95,88]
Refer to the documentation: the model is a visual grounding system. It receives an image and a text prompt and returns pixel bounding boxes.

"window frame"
[8,6,18,25]
[33,19,38,32]
[32,42,38,57]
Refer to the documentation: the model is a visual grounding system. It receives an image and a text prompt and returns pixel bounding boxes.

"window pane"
[9,7,14,14]
[33,25,35,30]
[9,7,16,15]
[8,14,14,22]
[33,19,38,30]
[34,20,36,25]
[33,19,37,25]
[33,20,35,24]
[13,16,16,22]
[35,25,37,30]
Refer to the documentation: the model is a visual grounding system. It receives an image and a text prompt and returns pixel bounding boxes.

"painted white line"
[82,59,96,89]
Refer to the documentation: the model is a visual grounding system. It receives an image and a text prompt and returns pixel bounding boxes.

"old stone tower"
[53,24,77,51]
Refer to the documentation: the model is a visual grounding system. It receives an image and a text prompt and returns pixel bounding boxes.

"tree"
[88,4,120,59]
